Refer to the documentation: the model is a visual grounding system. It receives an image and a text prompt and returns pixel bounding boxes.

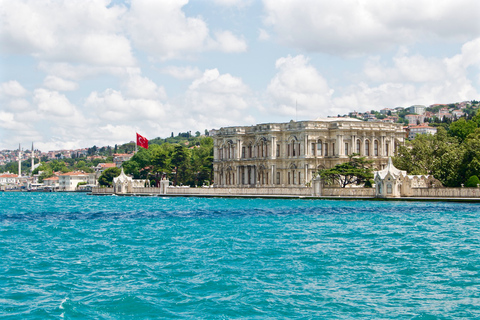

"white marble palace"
[213,118,406,187]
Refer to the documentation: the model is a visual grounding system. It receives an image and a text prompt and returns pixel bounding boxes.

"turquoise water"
[1,193,480,319]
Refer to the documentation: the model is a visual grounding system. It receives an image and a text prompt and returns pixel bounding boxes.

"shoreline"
[87,192,480,203]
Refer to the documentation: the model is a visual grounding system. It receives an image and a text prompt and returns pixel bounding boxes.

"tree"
[318,154,374,188]
[448,118,476,141]
[171,145,190,185]
[465,175,480,188]
[98,167,121,187]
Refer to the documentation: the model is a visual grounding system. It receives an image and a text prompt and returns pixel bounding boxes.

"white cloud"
[43,76,78,91]
[334,38,480,111]
[0,0,135,67]
[258,28,270,41]
[126,0,247,59]
[0,81,28,98]
[210,30,247,53]
[263,0,480,55]
[161,66,202,80]
[267,55,333,118]
[122,74,167,100]
[33,89,78,117]
[85,89,167,122]
[212,0,251,7]
[38,62,135,81]
[185,69,255,127]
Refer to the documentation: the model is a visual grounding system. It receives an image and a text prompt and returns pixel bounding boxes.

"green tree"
[318,154,374,188]
[448,118,477,141]
[465,175,480,188]
[171,145,190,185]
[98,167,121,187]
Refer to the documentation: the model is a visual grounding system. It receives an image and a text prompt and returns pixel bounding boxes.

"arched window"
[365,140,370,156]
[356,139,361,154]
[344,142,349,156]
[317,140,323,156]
[374,140,379,156]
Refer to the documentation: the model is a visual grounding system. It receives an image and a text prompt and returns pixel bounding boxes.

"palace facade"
[213,118,406,187]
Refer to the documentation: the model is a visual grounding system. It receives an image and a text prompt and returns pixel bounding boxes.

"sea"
[1,192,479,319]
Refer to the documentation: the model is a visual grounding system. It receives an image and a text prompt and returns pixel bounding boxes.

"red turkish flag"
[136,133,149,149]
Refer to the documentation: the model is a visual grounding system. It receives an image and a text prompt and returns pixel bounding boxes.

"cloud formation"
[263,0,480,55]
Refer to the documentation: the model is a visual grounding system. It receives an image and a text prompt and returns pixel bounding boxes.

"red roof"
[44,177,59,181]
[99,163,116,168]
[59,171,88,176]
[0,173,18,178]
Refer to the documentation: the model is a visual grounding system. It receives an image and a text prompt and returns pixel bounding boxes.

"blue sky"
[1,0,479,152]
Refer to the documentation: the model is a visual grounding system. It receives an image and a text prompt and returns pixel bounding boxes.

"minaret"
[18,144,22,177]
[31,142,34,174]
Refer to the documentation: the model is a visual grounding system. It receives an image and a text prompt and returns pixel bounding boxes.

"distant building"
[452,110,465,118]
[213,118,406,187]
[380,108,394,115]
[113,153,133,167]
[405,114,425,125]
[407,105,426,115]
[0,173,18,187]
[95,163,117,172]
[43,176,59,188]
[408,124,437,140]
[58,171,96,191]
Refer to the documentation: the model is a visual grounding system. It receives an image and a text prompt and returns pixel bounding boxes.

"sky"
[0,0,479,152]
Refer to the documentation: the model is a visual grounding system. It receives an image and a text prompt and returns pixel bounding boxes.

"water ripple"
[1,192,480,318]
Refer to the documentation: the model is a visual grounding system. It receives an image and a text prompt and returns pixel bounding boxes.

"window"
[374,140,378,156]
[387,183,392,194]
[345,143,349,156]
[385,143,389,156]
[332,143,335,156]
[276,144,280,157]
[311,143,315,155]
[356,140,361,154]
[287,144,291,157]
[365,140,370,156]
[317,141,323,156]
[276,172,280,184]
[242,146,245,158]
[288,172,291,184]
[325,143,328,156]
[292,142,296,157]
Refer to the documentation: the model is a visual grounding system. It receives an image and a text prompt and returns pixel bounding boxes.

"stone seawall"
[410,187,480,198]
[91,185,480,200]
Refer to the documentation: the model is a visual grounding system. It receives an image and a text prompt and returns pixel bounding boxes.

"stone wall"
[166,186,312,197]
[91,184,480,199]
[92,187,114,194]
[321,187,375,197]
[410,187,480,198]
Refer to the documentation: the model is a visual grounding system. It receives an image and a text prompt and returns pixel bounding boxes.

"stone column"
[271,136,276,159]
[237,166,240,186]
[337,134,344,156]
[271,165,275,186]
[304,164,309,185]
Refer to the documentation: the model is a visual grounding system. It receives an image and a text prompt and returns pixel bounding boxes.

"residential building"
[58,171,96,191]
[43,176,59,188]
[213,118,406,187]
[407,105,426,115]
[113,153,133,167]
[405,114,425,125]
[0,173,18,187]
[408,124,437,140]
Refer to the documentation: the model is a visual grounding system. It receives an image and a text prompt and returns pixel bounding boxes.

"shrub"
[465,175,480,188]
